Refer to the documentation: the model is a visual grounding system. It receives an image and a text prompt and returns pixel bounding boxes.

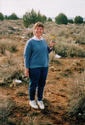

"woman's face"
[34,26,44,38]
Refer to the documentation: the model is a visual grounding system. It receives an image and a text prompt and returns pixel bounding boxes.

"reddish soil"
[1,57,85,125]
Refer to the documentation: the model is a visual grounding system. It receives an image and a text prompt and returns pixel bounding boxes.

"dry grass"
[64,71,85,123]
[0,55,24,85]
[0,39,17,55]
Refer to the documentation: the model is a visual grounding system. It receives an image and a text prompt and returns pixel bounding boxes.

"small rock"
[55,54,61,58]
[10,79,22,87]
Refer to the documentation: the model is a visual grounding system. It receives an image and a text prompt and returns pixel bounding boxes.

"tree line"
[0,9,85,27]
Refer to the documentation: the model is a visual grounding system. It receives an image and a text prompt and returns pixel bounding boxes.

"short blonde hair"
[33,22,44,30]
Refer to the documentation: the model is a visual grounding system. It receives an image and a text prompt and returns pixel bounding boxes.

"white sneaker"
[29,100,38,109]
[37,101,45,109]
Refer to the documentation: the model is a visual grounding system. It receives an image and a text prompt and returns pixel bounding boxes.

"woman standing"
[24,22,55,109]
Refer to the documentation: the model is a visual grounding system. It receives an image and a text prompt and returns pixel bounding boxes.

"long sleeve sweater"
[24,37,52,69]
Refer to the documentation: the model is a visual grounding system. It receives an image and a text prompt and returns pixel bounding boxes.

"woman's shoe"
[29,100,38,109]
[37,101,45,109]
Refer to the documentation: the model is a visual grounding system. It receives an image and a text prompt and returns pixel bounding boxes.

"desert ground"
[0,20,85,125]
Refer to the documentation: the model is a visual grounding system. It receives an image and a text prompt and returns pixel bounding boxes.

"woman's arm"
[24,40,32,68]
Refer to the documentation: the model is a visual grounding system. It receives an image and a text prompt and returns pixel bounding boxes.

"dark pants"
[29,67,48,101]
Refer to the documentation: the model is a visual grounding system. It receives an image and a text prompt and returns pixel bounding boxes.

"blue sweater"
[24,38,51,69]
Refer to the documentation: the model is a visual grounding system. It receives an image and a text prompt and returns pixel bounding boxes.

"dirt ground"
[1,57,85,125]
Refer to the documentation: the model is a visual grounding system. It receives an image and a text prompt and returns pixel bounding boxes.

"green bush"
[4,15,8,19]
[7,13,19,20]
[74,16,83,24]
[0,12,4,21]
[23,9,47,27]
[47,17,52,22]
[55,13,68,24]
[68,19,74,24]
[83,21,85,24]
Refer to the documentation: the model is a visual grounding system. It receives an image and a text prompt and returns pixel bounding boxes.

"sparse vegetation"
[75,33,85,45]
[0,19,85,125]
[64,72,85,124]
[0,40,17,54]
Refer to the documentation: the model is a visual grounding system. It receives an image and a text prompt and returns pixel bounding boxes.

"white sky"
[0,0,85,18]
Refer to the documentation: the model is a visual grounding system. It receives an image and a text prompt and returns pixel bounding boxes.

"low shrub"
[0,40,17,54]
[54,42,85,57]
[75,34,85,44]
[1,65,24,86]
[64,72,85,124]
[68,19,74,24]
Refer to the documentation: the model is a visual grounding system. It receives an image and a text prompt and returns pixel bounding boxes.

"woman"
[24,22,55,109]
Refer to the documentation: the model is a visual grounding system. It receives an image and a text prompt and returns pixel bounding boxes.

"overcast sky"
[0,0,85,18]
